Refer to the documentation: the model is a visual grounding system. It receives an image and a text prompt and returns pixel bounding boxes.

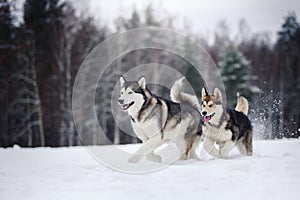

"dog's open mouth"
[203,113,215,123]
[121,101,134,110]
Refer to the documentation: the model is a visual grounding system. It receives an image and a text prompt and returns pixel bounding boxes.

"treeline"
[0,0,299,147]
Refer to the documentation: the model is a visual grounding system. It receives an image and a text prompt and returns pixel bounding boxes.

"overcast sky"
[69,0,300,42]
[14,0,299,43]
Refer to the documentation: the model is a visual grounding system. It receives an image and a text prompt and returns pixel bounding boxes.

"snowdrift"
[0,139,300,200]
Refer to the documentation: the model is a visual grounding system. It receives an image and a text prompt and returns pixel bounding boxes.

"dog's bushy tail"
[235,96,249,116]
[170,77,200,111]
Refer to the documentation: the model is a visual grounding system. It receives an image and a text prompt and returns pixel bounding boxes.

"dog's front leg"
[141,138,162,163]
[203,137,220,158]
[128,135,162,163]
[219,140,235,158]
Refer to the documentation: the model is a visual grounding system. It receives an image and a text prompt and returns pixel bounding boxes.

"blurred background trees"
[0,0,299,147]
[276,13,300,137]
[220,43,259,107]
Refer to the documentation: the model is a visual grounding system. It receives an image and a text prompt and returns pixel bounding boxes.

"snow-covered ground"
[1,140,300,200]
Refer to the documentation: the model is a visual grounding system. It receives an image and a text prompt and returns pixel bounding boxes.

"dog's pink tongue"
[204,116,211,123]
[122,104,128,110]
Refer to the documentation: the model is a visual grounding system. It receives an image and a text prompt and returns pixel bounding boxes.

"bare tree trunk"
[28,35,45,146]
[31,64,45,146]
[112,37,125,145]
[58,40,66,146]
[65,36,75,146]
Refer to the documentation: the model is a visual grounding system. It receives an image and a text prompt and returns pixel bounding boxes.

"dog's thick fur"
[200,88,253,158]
[118,76,201,163]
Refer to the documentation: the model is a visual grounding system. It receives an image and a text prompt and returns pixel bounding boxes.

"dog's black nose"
[118,99,124,104]
[202,111,207,116]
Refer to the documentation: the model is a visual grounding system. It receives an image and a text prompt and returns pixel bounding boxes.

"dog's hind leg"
[245,130,253,155]
[176,139,188,160]
[236,140,247,155]
[185,135,201,159]
[237,130,253,156]
[128,135,163,163]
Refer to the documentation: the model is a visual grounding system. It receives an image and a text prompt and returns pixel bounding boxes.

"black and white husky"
[118,76,202,163]
[200,88,253,158]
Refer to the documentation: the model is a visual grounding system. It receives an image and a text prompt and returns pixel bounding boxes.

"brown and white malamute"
[200,87,253,158]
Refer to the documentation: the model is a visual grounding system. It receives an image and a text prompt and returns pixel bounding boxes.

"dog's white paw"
[146,153,162,163]
[219,153,229,159]
[128,154,142,163]
[208,149,220,158]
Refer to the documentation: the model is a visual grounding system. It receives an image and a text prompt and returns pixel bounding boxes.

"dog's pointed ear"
[138,76,146,89]
[201,87,208,97]
[120,76,126,87]
[213,88,222,102]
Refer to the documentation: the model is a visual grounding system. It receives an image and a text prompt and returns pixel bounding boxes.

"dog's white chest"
[131,117,161,139]
[203,123,232,142]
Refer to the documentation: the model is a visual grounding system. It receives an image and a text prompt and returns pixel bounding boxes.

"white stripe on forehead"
[120,87,134,92]
[125,88,134,92]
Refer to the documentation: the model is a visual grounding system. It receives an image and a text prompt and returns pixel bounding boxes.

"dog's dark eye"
[209,104,213,108]
[128,91,133,94]
[120,92,123,95]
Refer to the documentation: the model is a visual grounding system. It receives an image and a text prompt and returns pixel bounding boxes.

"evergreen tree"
[220,43,259,107]
[23,0,66,67]
[0,0,13,41]
[144,5,159,26]
[276,12,300,136]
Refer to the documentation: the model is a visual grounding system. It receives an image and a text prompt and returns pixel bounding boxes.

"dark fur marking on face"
[202,95,222,105]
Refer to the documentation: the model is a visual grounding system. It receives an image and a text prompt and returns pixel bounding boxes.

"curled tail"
[235,96,249,116]
[170,77,200,111]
